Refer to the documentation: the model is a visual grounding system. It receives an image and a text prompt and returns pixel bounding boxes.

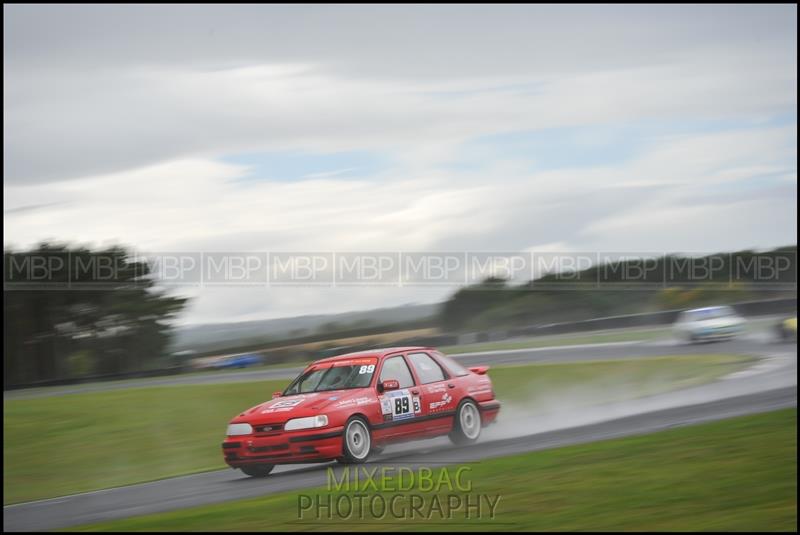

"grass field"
[440,327,671,355]
[68,408,797,532]
[4,354,752,504]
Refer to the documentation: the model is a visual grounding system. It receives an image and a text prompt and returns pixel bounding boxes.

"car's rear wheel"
[338,416,372,464]
[449,399,481,445]
[240,464,275,478]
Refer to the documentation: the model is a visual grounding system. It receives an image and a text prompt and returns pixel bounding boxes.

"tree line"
[4,244,187,387]
[438,247,797,331]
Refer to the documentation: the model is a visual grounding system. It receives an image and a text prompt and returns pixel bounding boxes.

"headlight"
[226,423,253,436]
[284,415,328,431]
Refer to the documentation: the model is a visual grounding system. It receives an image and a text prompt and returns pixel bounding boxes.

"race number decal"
[393,396,411,416]
[384,389,421,421]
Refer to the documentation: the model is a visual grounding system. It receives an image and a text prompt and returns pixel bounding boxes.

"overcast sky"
[4,4,797,324]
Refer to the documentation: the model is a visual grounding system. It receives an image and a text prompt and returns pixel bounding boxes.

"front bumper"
[222,426,344,467]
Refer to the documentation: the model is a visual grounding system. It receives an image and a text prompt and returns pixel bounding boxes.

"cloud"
[4,123,796,322]
[3,5,797,323]
[4,5,796,184]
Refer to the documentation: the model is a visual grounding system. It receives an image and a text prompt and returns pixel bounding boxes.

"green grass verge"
[67,408,797,532]
[441,327,672,354]
[4,354,752,505]
[3,360,307,401]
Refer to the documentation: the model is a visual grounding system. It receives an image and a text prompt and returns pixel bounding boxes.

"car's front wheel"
[240,464,275,478]
[338,416,372,464]
[449,399,482,445]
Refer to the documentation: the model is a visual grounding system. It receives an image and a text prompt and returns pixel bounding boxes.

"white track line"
[450,340,640,358]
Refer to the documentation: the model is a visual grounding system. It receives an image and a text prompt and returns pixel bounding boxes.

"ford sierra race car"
[222,347,501,477]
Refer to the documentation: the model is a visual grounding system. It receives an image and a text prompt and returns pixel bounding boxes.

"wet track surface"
[3,334,797,531]
[2,329,788,400]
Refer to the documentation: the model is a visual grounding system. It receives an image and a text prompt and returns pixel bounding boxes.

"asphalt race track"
[2,328,789,400]
[3,333,797,531]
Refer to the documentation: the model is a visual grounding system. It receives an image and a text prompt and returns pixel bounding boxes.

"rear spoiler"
[469,365,489,375]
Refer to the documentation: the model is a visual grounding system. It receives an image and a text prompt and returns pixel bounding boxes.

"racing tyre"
[449,399,482,445]
[240,464,275,478]
[338,416,372,464]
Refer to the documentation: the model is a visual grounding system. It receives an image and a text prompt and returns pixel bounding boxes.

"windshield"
[687,307,734,321]
[283,361,376,395]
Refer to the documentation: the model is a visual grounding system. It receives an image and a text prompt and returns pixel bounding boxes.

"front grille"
[254,423,284,434]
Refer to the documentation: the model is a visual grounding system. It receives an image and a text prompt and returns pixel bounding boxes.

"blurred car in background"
[673,305,745,343]
[213,353,264,370]
[775,316,797,342]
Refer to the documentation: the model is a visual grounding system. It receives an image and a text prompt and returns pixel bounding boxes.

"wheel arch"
[347,411,373,428]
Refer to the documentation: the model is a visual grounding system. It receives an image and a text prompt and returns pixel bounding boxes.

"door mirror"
[272,391,282,399]
[380,379,400,392]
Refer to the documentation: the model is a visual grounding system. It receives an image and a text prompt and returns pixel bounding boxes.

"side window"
[407,352,446,384]
[434,352,470,377]
[379,356,415,389]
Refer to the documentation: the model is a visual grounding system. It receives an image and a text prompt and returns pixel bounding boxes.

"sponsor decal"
[335,396,377,408]
[328,358,378,368]
[261,396,306,413]
[425,383,447,394]
[467,379,492,395]
[429,392,453,411]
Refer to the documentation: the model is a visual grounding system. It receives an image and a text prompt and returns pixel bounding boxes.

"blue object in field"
[216,354,263,369]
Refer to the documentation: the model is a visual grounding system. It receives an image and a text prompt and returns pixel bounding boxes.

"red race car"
[222,346,501,477]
